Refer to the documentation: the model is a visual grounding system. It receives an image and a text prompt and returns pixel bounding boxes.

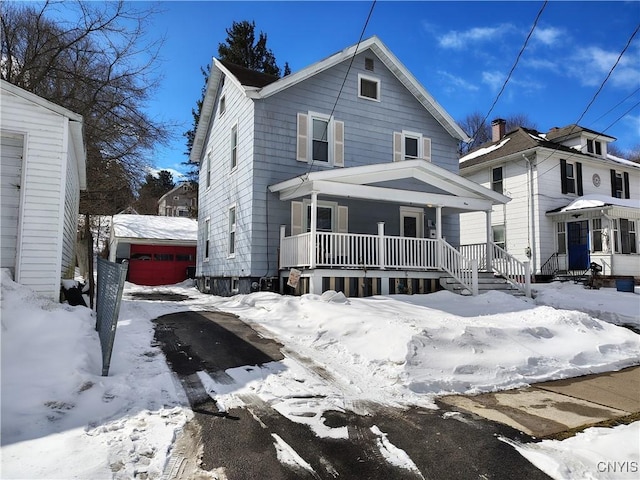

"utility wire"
[467,0,547,147]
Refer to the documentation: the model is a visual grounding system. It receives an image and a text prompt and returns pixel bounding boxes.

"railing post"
[486,210,493,271]
[309,192,317,269]
[280,225,286,267]
[378,222,386,270]
[524,261,531,298]
[471,258,479,296]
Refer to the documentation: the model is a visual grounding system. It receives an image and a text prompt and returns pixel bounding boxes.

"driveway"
[153,311,550,480]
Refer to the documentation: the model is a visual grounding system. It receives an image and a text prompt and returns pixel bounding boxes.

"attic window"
[219,95,226,116]
[358,74,380,101]
[365,57,374,71]
[586,139,601,155]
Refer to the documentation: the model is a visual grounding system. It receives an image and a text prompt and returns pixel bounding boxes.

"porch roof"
[269,159,510,212]
[546,194,640,220]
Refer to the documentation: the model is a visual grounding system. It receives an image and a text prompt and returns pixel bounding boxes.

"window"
[365,57,374,71]
[176,254,194,262]
[619,218,637,254]
[219,95,226,116]
[204,218,210,260]
[312,117,329,162]
[492,167,503,193]
[230,124,238,169]
[586,139,601,155]
[358,74,380,101]
[560,159,582,195]
[297,112,344,167]
[228,205,236,256]
[393,131,431,162]
[557,223,566,254]
[492,225,506,250]
[206,152,211,189]
[610,169,630,199]
[306,205,333,232]
[592,218,603,252]
[154,253,174,261]
[231,277,239,293]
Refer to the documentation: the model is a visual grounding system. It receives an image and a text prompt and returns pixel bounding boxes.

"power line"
[468,0,548,146]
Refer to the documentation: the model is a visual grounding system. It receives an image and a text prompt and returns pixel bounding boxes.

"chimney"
[492,118,506,142]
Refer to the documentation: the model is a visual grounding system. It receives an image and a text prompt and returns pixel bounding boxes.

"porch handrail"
[490,241,531,297]
[540,252,559,277]
[440,240,478,295]
[280,232,312,268]
[459,243,487,270]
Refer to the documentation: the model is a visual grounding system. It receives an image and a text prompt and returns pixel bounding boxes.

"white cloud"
[437,70,479,92]
[532,26,565,45]
[439,25,512,49]
[481,71,505,91]
[567,46,640,88]
[524,57,557,71]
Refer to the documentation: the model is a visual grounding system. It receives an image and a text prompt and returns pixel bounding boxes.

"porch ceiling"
[269,159,509,212]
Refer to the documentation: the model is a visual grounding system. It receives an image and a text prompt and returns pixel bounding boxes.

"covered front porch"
[269,160,531,297]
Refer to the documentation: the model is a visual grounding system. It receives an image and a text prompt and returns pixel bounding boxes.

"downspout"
[522,154,537,274]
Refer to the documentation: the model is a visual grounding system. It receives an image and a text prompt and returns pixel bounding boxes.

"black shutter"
[576,162,583,196]
[560,159,568,194]
[624,172,630,199]
[610,169,617,197]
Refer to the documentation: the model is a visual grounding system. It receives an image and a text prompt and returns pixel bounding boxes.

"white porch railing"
[440,241,478,296]
[460,242,532,297]
[280,231,441,270]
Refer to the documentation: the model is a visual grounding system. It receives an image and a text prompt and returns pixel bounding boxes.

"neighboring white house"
[0,79,87,300]
[190,36,522,298]
[459,119,640,280]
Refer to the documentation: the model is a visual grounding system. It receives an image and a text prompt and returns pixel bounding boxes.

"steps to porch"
[439,271,525,296]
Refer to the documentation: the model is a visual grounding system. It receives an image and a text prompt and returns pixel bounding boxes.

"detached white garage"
[1,80,86,300]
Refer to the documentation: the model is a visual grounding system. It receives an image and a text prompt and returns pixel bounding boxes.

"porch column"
[309,191,318,269]
[486,209,493,271]
[378,222,386,270]
[436,206,442,268]
[279,225,286,269]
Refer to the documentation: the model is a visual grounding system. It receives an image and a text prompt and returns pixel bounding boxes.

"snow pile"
[111,214,197,241]
[1,270,639,479]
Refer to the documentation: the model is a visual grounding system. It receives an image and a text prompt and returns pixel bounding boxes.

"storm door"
[567,220,589,270]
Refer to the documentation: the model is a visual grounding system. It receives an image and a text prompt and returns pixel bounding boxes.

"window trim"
[309,111,332,164]
[591,218,603,252]
[358,73,381,102]
[228,204,237,258]
[205,151,212,189]
[491,166,504,194]
[303,199,337,232]
[557,222,566,254]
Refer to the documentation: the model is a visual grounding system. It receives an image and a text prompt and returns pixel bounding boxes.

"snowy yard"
[1,269,638,479]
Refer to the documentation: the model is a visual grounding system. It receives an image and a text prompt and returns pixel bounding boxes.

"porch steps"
[439,272,524,296]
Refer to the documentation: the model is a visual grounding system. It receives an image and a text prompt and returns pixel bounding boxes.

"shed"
[108,214,198,286]
[0,80,87,300]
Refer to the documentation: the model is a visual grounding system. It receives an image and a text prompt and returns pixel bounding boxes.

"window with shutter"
[291,201,303,236]
[296,113,308,162]
[394,131,425,161]
[298,111,342,167]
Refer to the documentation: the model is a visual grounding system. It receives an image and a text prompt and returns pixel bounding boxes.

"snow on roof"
[607,153,640,168]
[459,137,511,163]
[558,194,640,212]
[112,214,197,241]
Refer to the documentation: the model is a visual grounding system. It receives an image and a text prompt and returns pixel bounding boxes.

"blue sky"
[140,1,640,178]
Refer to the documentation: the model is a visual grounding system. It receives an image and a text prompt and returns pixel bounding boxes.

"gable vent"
[365,57,374,71]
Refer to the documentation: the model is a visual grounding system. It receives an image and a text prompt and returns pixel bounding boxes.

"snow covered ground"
[1,269,638,479]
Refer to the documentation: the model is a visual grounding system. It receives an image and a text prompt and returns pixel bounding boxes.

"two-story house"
[158,181,198,218]
[190,36,522,297]
[459,119,640,280]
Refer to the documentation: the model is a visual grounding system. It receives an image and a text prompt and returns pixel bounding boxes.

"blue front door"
[567,221,589,270]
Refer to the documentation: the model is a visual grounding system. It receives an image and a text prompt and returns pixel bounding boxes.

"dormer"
[546,124,616,159]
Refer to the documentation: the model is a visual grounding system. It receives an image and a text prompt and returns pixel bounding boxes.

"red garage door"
[129,244,196,286]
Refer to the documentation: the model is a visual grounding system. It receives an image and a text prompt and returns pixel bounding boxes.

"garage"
[109,214,198,286]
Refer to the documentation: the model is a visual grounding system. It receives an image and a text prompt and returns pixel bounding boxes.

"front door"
[567,221,589,270]
[400,207,423,238]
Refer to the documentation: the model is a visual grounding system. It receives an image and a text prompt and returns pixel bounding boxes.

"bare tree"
[458,111,537,155]
[1,0,170,214]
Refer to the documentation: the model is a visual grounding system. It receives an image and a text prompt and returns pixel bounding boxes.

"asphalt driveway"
[153,310,550,480]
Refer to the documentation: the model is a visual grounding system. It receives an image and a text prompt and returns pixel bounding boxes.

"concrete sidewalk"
[439,365,640,438]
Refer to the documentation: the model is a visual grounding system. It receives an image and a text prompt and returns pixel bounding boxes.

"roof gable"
[190,36,469,163]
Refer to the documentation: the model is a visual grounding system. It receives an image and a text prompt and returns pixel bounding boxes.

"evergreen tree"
[184,20,286,157]
[134,170,175,215]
